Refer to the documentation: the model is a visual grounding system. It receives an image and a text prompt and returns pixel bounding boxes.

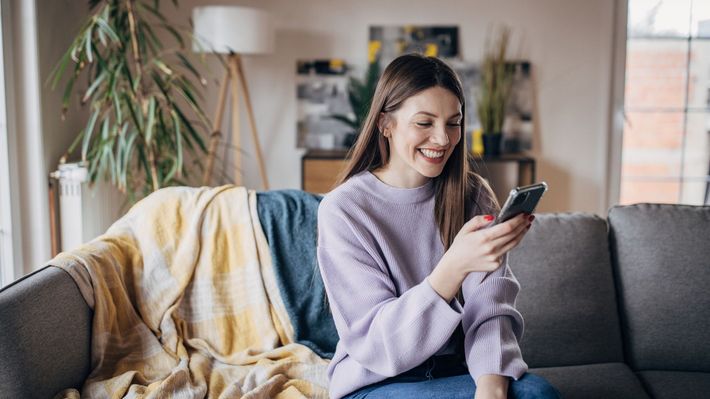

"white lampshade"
[192,6,274,54]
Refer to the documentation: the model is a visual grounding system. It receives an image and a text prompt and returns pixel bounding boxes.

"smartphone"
[490,182,548,226]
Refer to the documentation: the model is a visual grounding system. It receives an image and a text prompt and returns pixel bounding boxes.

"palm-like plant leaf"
[50,0,210,202]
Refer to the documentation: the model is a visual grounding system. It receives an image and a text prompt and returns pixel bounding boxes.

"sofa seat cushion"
[530,363,650,399]
[637,370,710,399]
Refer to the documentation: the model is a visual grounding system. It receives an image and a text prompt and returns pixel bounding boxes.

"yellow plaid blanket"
[49,185,329,398]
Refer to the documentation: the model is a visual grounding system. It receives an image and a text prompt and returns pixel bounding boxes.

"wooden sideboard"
[301,150,351,194]
[302,149,536,200]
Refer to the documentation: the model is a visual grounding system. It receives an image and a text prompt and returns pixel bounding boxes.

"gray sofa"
[1,203,708,398]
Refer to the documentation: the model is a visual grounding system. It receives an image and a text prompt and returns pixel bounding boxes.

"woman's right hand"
[442,212,533,276]
[428,213,532,302]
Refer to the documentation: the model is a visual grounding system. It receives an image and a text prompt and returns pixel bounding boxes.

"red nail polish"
[528,215,535,222]
[484,215,494,221]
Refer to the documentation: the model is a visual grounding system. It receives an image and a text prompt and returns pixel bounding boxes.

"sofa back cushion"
[608,204,710,371]
[508,213,625,367]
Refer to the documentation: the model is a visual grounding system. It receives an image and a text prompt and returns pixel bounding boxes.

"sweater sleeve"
[461,253,528,384]
[316,200,463,377]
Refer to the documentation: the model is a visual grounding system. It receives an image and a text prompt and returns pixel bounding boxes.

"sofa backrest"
[508,213,625,368]
[608,203,710,372]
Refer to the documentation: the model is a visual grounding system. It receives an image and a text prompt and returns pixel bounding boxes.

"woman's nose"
[432,126,450,146]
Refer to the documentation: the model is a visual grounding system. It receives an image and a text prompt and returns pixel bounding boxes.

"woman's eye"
[448,123,461,127]
[416,122,432,127]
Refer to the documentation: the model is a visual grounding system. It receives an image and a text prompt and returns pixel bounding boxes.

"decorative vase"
[482,132,502,156]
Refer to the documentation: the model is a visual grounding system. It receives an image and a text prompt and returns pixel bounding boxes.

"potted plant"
[329,41,381,149]
[476,26,513,157]
[49,0,211,203]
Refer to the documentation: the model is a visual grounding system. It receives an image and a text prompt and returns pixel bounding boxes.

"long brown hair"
[334,53,500,249]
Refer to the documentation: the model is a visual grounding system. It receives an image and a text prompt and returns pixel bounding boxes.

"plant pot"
[482,133,502,156]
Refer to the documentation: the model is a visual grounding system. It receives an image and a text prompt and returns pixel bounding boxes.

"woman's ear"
[377,112,390,137]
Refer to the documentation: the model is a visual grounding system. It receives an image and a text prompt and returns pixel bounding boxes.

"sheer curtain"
[0,0,15,288]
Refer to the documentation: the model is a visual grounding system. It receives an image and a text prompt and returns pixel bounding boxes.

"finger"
[493,224,531,258]
[462,214,496,233]
[483,213,530,241]
[488,217,530,250]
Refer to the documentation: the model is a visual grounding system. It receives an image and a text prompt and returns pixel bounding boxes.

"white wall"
[162,0,618,214]
[37,0,90,178]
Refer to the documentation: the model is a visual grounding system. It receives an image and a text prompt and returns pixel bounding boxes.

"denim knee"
[511,373,562,399]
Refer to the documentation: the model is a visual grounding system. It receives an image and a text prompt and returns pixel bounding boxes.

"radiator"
[50,163,124,252]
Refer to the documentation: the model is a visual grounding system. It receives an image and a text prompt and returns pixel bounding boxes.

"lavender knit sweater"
[316,170,528,399]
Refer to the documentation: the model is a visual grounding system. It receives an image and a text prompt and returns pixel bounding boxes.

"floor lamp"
[193,6,273,189]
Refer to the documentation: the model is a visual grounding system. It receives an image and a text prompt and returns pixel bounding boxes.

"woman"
[316,54,561,399]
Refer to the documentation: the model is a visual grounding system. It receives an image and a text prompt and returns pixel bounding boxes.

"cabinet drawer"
[303,158,348,193]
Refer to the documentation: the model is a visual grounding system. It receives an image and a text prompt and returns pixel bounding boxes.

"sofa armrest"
[0,265,92,398]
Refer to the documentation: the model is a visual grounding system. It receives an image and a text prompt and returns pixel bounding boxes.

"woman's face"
[380,86,462,188]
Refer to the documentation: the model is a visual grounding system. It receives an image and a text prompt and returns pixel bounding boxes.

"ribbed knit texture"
[316,170,528,399]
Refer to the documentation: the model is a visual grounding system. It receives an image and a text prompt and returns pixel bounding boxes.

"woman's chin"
[416,165,445,178]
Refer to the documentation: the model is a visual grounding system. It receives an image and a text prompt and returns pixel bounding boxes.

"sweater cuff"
[467,316,528,385]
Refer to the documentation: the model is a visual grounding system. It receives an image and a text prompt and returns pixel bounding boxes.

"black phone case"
[493,182,548,225]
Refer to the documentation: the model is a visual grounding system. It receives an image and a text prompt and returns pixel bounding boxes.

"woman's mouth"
[418,148,445,164]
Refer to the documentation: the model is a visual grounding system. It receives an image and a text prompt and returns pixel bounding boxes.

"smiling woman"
[317,54,561,399]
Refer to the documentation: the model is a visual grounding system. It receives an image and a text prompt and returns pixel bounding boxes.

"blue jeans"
[343,354,561,399]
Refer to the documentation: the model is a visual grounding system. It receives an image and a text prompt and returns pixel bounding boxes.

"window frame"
[606,0,629,209]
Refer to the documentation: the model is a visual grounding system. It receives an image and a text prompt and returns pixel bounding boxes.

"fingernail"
[484,215,494,221]
[527,224,531,229]
[528,215,535,222]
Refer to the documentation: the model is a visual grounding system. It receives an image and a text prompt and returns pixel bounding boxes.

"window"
[621,0,710,205]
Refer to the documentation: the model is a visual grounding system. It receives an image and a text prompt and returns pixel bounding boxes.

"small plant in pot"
[476,26,513,157]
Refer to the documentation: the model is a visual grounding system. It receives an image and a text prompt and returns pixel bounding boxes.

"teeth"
[419,149,444,158]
